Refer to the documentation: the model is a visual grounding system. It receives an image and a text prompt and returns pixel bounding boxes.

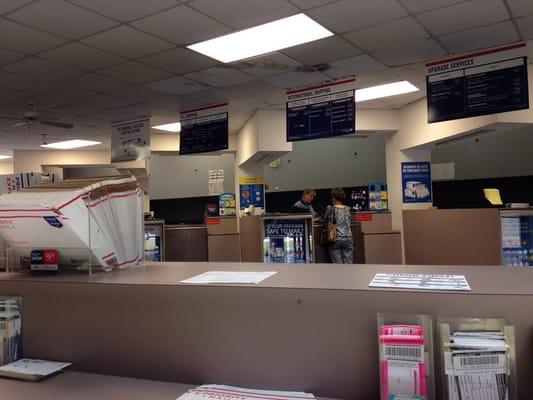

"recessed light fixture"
[187,13,333,63]
[0,155,11,160]
[40,139,101,149]
[152,122,181,132]
[355,81,419,102]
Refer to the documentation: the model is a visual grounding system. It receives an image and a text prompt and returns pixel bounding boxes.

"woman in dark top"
[325,188,354,264]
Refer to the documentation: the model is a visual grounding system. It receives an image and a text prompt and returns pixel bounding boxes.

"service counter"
[1,263,533,399]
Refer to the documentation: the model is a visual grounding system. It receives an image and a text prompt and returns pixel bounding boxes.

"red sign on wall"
[355,212,373,222]
[205,217,221,225]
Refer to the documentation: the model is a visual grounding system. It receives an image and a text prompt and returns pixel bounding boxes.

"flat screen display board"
[426,43,529,123]
[179,102,228,155]
[286,77,356,142]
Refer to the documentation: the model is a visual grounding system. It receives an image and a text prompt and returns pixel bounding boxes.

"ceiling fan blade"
[8,122,28,129]
[0,117,24,121]
[40,120,74,129]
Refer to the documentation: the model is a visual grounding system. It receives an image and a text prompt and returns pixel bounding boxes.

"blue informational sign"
[43,216,63,228]
[239,183,264,210]
[401,162,432,204]
[286,77,356,142]
[426,44,529,123]
[263,218,308,263]
[179,103,229,155]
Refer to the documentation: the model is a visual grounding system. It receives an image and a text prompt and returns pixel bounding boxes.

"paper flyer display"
[181,271,277,285]
[370,273,471,291]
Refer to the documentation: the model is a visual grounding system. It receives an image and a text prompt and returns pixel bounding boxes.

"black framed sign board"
[286,77,356,142]
[179,102,229,155]
[426,43,529,123]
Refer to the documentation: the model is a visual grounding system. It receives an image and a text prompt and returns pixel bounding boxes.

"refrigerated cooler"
[500,209,533,267]
[144,220,165,262]
[261,214,313,264]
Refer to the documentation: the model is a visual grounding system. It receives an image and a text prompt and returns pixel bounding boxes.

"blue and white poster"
[111,118,150,162]
[402,162,432,203]
[426,43,529,123]
[263,218,308,264]
[239,177,264,210]
[286,77,356,142]
[179,102,229,155]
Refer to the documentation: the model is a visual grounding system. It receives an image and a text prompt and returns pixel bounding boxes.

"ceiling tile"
[0,48,26,66]
[0,87,16,97]
[183,87,230,105]
[189,0,298,29]
[288,0,338,9]
[98,61,172,84]
[29,82,97,99]
[344,17,429,52]
[113,103,153,118]
[282,36,362,65]
[88,109,138,123]
[139,47,217,74]
[399,0,466,13]
[40,42,126,70]
[131,5,231,45]
[109,86,180,110]
[184,67,255,87]
[0,19,67,53]
[372,38,446,66]
[307,0,408,33]
[83,94,141,110]
[325,54,389,79]
[146,76,209,95]
[417,0,509,36]
[6,0,118,39]
[506,0,533,17]
[440,21,520,54]
[0,0,35,15]
[70,73,131,92]
[516,15,533,39]
[0,70,43,90]
[3,57,82,80]
[81,25,174,58]
[225,79,281,97]
[67,0,178,22]
[232,52,302,78]
[263,71,330,88]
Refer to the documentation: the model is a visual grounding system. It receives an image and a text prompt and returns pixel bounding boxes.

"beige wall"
[13,150,111,173]
[0,161,14,175]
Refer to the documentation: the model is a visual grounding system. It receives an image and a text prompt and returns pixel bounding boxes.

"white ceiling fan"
[0,102,74,130]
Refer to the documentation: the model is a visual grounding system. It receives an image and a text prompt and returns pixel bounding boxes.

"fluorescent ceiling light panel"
[0,155,11,160]
[355,81,419,102]
[187,13,333,63]
[40,139,101,149]
[152,122,181,132]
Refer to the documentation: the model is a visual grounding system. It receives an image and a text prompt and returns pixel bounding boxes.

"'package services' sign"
[426,43,529,123]
[286,77,356,142]
[401,162,432,204]
[180,102,228,155]
[111,118,150,162]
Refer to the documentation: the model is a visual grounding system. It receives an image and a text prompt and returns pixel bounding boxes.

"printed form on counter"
[0,359,71,381]
[369,273,471,291]
[180,271,277,285]
[177,385,316,400]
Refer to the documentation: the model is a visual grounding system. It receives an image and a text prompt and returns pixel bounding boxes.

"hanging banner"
[426,43,529,123]
[179,102,228,155]
[239,176,265,210]
[111,118,150,163]
[402,162,432,204]
[286,77,356,142]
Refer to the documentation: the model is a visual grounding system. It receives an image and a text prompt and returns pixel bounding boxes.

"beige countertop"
[1,262,533,296]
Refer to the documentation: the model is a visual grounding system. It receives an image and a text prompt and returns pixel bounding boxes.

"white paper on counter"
[0,358,71,376]
[177,384,316,399]
[180,271,277,285]
[369,273,471,291]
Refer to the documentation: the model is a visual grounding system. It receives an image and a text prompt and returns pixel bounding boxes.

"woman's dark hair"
[331,187,346,203]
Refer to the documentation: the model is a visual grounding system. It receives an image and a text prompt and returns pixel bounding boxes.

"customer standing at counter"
[325,188,353,263]
[292,189,316,215]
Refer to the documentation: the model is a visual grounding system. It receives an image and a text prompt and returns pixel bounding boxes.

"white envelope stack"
[0,176,143,271]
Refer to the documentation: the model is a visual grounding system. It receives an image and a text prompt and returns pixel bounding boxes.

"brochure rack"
[377,312,435,400]
[438,317,516,400]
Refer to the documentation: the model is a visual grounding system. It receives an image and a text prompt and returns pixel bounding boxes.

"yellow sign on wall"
[239,176,264,185]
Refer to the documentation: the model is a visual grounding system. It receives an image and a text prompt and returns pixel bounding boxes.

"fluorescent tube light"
[187,13,333,63]
[40,139,101,149]
[0,155,11,160]
[152,122,181,132]
[355,81,419,102]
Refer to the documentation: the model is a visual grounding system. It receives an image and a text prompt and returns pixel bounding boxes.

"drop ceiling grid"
[0,0,528,149]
